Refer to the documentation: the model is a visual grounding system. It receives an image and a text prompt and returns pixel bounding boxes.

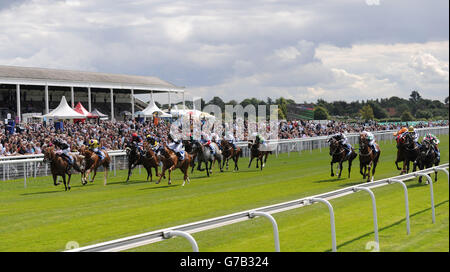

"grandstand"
[0,65,185,122]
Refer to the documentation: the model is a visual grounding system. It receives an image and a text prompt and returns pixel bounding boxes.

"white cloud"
[0,0,448,104]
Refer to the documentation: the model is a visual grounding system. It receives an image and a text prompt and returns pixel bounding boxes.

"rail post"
[435,167,449,184]
[307,198,337,252]
[163,230,199,252]
[387,178,410,235]
[414,173,435,224]
[352,187,379,249]
[23,162,27,188]
[249,211,280,252]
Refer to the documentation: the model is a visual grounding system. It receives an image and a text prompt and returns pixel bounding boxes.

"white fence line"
[1,126,448,182]
[66,163,449,252]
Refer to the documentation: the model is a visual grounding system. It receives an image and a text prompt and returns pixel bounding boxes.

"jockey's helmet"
[408,126,414,132]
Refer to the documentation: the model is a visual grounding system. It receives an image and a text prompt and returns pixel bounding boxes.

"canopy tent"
[42,96,86,120]
[170,104,215,120]
[91,108,108,120]
[74,102,96,118]
[140,96,166,117]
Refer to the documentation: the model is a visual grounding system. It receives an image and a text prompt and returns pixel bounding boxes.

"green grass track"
[0,136,448,252]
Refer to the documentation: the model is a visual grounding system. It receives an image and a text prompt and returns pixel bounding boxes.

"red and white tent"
[73,102,96,118]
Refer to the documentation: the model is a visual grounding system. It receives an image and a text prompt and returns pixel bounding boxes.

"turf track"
[0,136,448,252]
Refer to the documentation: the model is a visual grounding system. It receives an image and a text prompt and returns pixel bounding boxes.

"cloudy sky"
[0,0,448,104]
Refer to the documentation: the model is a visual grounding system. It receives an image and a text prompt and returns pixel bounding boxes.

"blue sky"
[0,0,448,104]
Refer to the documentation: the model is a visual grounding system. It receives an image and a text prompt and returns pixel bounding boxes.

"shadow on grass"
[324,199,449,252]
[20,182,93,195]
[139,184,181,190]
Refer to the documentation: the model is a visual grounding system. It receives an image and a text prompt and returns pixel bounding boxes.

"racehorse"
[328,138,357,179]
[191,141,223,176]
[156,143,192,186]
[413,138,440,183]
[220,140,242,171]
[395,133,419,175]
[247,141,270,171]
[358,133,381,182]
[79,145,111,186]
[125,142,160,182]
[42,146,85,191]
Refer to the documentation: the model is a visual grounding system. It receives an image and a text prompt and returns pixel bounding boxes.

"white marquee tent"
[42,96,86,120]
[140,96,172,118]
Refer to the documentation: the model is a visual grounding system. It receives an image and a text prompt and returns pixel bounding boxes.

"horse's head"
[359,133,369,149]
[328,138,340,156]
[43,146,55,163]
[420,139,432,155]
[403,133,415,147]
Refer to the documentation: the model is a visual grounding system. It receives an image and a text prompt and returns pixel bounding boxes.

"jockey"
[146,135,159,151]
[131,132,145,155]
[225,132,237,150]
[167,134,185,160]
[200,132,216,155]
[329,132,352,156]
[407,126,420,146]
[53,138,74,165]
[88,139,104,161]
[252,132,268,150]
[423,133,440,160]
[361,130,379,154]
[393,126,408,144]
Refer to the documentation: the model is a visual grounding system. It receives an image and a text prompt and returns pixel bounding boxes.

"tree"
[314,106,329,120]
[359,104,374,121]
[409,90,422,103]
[401,110,414,122]
[415,109,432,119]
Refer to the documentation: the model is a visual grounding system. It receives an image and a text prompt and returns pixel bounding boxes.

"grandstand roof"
[0,65,184,94]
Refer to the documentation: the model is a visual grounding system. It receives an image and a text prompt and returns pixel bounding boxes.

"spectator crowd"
[0,118,448,157]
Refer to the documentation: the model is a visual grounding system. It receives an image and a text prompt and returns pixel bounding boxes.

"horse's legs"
[126,163,132,182]
[371,161,377,182]
[205,161,210,177]
[168,169,172,185]
[181,167,189,186]
[366,162,372,182]
[360,161,365,178]
[67,174,72,190]
[91,168,97,183]
[248,157,254,168]
[156,166,165,184]
[53,174,60,186]
[338,162,343,178]
[62,175,67,191]
[347,159,353,178]
[330,161,334,177]
[234,156,239,171]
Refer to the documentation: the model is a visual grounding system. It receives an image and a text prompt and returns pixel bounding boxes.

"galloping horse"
[79,145,111,186]
[125,142,160,182]
[42,146,85,191]
[247,141,270,171]
[358,133,381,182]
[395,133,419,175]
[191,141,223,176]
[220,140,242,171]
[156,143,192,186]
[413,139,440,183]
[328,138,357,178]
